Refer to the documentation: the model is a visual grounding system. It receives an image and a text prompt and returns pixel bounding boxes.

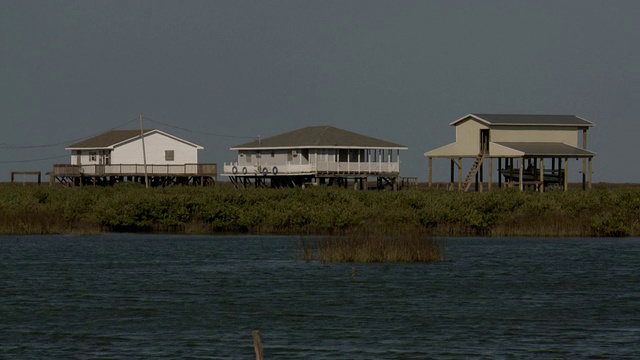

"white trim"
[575,115,596,127]
[111,130,204,150]
[449,114,595,128]
[231,145,408,151]
[488,123,594,127]
[66,146,117,150]
[449,114,487,126]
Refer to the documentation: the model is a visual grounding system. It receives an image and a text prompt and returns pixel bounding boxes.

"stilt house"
[424,114,595,191]
[51,129,216,186]
[223,125,407,189]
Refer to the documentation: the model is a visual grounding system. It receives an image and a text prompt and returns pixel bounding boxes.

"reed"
[302,226,445,263]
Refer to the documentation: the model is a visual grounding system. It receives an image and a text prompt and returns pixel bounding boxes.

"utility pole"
[140,113,149,188]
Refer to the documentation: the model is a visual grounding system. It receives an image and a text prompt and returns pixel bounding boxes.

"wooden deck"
[50,163,217,187]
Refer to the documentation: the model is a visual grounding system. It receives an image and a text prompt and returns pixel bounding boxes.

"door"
[480,129,490,154]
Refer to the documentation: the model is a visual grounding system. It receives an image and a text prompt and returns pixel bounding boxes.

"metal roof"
[494,142,595,157]
[66,129,203,149]
[231,126,407,150]
[451,114,595,127]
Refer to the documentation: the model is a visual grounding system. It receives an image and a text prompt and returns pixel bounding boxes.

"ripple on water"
[1,235,639,359]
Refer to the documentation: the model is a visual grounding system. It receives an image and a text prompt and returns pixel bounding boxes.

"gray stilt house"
[424,114,595,191]
[223,125,408,189]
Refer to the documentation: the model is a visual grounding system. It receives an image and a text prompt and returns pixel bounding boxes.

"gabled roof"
[451,114,595,127]
[230,125,407,150]
[66,129,203,150]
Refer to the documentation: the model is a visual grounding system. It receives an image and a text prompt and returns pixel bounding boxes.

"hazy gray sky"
[1,0,638,182]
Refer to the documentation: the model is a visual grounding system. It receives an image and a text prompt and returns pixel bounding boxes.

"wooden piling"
[252,330,264,360]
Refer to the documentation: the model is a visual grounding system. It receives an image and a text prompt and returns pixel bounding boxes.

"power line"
[1,137,90,149]
[0,154,68,164]
[0,115,253,165]
[0,118,138,149]
[143,116,255,140]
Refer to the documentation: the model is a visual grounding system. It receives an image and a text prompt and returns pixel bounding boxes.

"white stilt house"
[223,125,407,189]
[51,129,216,186]
[424,114,595,191]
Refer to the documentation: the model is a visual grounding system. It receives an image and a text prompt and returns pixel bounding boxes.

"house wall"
[111,133,199,164]
[232,149,399,172]
[456,120,581,151]
[226,147,402,175]
[70,150,111,165]
[491,126,579,146]
[236,149,334,167]
[236,150,295,167]
[455,119,489,154]
[234,148,394,167]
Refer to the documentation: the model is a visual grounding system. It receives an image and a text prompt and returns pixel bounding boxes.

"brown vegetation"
[301,226,445,263]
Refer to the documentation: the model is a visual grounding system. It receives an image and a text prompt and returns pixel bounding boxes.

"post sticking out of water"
[252,330,264,360]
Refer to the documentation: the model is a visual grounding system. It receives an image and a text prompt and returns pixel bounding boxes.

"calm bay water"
[1,234,639,359]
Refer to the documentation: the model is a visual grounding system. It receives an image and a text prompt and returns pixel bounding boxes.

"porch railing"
[52,163,217,176]
[223,161,400,175]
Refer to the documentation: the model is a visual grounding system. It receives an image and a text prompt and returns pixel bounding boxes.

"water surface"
[1,235,638,359]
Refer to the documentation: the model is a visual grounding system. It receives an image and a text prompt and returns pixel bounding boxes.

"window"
[271,151,275,158]
[89,151,96,161]
[165,150,175,161]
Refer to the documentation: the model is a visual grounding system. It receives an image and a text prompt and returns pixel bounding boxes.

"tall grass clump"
[302,226,445,263]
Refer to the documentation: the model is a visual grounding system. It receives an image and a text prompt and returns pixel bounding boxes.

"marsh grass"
[302,226,445,263]
[1,183,640,237]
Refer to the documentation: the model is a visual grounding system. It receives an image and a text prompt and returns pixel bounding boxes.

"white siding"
[225,147,401,175]
[236,150,302,167]
[71,150,111,165]
[111,133,199,164]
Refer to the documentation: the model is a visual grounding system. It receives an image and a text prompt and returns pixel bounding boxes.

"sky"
[1,0,638,183]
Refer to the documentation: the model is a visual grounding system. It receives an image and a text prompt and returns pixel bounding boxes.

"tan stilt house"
[424,114,595,191]
[223,125,407,189]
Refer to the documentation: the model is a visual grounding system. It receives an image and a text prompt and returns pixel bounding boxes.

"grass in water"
[302,227,445,263]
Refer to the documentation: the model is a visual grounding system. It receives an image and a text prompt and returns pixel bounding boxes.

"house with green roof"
[424,114,595,192]
[223,125,408,189]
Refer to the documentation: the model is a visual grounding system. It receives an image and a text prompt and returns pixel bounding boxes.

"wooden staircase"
[462,153,486,192]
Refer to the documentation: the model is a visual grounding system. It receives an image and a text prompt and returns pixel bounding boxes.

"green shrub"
[591,211,630,237]
[2,183,640,236]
